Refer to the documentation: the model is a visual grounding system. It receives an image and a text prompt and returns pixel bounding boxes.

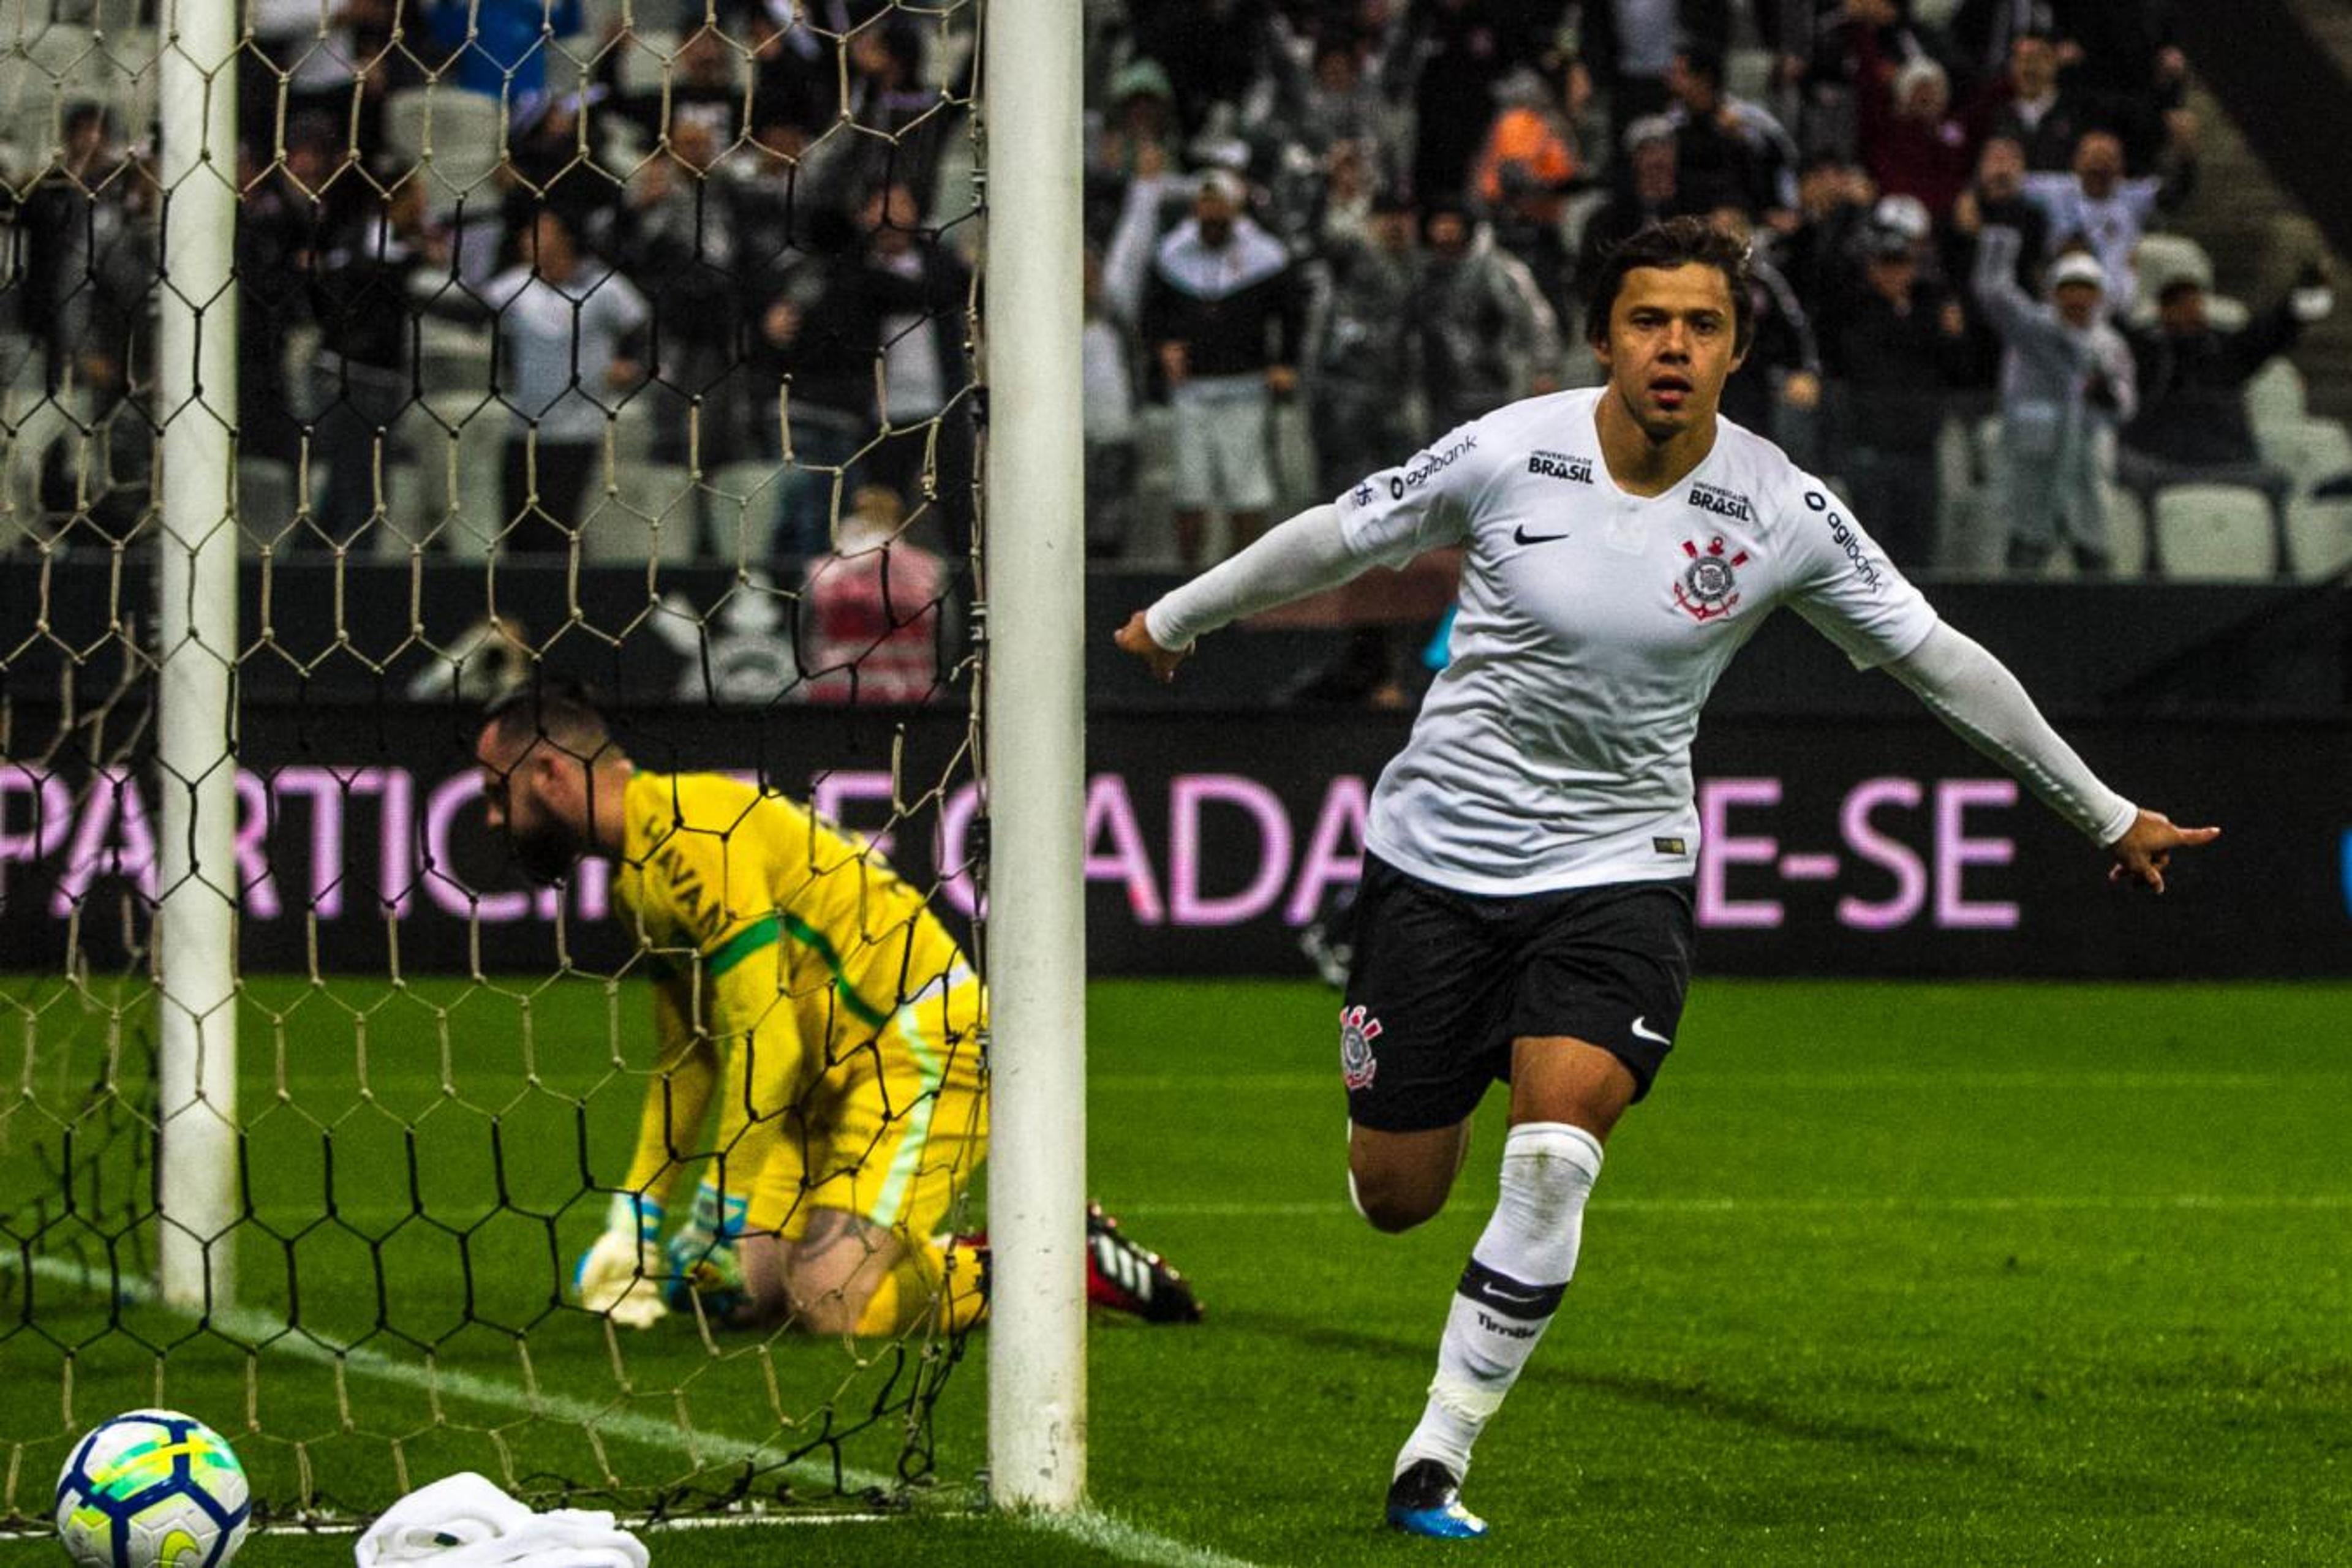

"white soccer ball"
[52,1409,251,1568]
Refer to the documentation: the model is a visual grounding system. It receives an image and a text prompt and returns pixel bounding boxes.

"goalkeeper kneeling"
[477,685,1198,1335]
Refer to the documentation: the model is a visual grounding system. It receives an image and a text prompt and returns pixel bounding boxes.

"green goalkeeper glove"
[573,1191,669,1329]
[662,1183,748,1318]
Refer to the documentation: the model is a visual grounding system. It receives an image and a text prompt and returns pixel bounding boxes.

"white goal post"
[979,0,1089,1516]
[153,0,242,1314]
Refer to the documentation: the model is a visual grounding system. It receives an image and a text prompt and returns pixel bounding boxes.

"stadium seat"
[1724,47,1773,105]
[705,458,786,562]
[2285,497,2352,579]
[614,31,680,97]
[597,461,699,565]
[415,396,507,560]
[2245,358,2308,438]
[2132,233,2213,310]
[2257,414,2352,491]
[383,86,507,212]
[235,456,301,555]
[2150,485,2278,579]
[2099,482,2148,577]
[542,33,595,103]
[418,319,496,399]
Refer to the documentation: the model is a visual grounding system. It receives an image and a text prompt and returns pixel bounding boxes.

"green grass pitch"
[4,976,2348,1565]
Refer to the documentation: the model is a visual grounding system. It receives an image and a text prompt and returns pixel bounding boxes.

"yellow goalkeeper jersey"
[614,768,967,1031]
[609,769,976,1212]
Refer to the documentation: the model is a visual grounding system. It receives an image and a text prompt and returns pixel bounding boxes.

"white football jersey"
[1341,387,1939,895]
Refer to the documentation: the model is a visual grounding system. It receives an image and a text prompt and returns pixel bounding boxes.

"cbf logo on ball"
[1340,1005,1384,1090]
[1674,536,1748,622]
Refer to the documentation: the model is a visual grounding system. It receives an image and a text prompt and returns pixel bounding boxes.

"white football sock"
[1395,1121,1603,1482]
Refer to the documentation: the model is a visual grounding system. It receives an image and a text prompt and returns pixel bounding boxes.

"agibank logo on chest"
[1527,448,1593,483]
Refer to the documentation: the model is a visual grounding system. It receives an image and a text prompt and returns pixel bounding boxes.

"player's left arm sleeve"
[1885,622,2139,845]
[1144,503,1366,649]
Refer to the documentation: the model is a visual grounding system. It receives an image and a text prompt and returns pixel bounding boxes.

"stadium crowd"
[1,0,2336,586]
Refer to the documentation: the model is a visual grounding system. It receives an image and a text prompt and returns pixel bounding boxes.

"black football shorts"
[1337,853,1697,1133]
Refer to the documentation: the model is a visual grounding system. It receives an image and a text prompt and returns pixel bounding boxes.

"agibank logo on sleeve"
[1392,434,1478,498]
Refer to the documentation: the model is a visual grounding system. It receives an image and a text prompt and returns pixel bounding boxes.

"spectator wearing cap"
[1311,189,1423,499]
[1663,46,1799,222]
[1972,229,2136,574]
[1823,216,1975,566]
[2116,266,2334,577]
[1415,200,1561,434]
[2021,126,2194,313]
[1089,58,1182,193]
[1141,169,1307,565]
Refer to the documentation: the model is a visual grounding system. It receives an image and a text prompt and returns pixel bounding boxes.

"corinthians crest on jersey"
[1673,535,1749,622]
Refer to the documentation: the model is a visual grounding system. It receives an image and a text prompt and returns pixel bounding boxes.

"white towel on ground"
[354,1472,649,1568]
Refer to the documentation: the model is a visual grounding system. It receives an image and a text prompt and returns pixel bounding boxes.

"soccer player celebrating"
[1116,216,2215,1537]
[473,687,1202,1335]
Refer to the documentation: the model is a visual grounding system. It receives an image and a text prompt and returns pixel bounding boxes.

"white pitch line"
[1,1253,1271,1568]
[1027,1506,1274,1568]
[1110,1194,2352,1219]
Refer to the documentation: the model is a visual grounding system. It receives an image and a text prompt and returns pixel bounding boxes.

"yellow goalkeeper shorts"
[746,967,987,1243]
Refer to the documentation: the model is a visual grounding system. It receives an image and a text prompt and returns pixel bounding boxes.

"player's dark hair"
[1582,216,1755,358]
[480,679,624,766]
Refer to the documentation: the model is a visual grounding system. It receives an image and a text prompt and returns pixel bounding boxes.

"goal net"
[1,0,1000,1528]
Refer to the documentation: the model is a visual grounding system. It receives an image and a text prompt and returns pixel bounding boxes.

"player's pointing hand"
[1115,611,1190,684]
[2106,809,2220,895]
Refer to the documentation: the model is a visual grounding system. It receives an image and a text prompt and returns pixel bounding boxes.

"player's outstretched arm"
[2106,809,2222,895]
[1885,624,2220,889]
[1116,503,1367,682]
[1114,611,1189,684]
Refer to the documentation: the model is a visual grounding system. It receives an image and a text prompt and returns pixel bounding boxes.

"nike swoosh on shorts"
[1629,1016,1672,1046]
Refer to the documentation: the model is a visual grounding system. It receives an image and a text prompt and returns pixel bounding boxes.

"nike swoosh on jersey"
[1629,1016,1672,1046]
[1513,524,1569,545]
